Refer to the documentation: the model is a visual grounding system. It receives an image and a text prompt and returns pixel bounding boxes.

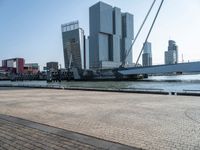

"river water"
[0,74,200,93]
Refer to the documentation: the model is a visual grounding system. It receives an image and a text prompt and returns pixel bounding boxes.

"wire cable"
[135,0,165,66]
[121,0,157,67]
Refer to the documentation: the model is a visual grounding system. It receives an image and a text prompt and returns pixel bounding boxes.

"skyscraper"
[61,21,86,70]
[142,42,152,66]
[89,1,134,69]
[165,40,178,64]
[121,13,134,65]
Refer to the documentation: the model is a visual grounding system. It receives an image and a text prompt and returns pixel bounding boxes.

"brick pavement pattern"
[0,115,136,150]
[0,119,98,150]
[0,87,200,149]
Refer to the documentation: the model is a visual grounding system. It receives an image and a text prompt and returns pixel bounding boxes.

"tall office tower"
[165,40,178,64]
[142,42,152,66]
[61,21,86,70]
[89,1,134,69]
[121,13,134,64]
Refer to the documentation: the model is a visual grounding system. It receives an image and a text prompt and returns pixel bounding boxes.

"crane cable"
[135,0,165,66]
[122,0,157,67]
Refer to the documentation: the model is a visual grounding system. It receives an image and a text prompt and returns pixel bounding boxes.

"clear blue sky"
[0,0,200,68]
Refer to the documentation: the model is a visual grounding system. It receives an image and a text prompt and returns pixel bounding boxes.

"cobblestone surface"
[0,118,105,150]
[0,119,95,150]
[0,88,200,149]
[0,115,136,150]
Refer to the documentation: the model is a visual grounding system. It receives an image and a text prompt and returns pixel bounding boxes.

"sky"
[0,0,200,69]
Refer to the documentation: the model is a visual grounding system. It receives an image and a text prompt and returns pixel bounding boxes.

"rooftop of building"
[61,20,79,32]
[2,58,25,61]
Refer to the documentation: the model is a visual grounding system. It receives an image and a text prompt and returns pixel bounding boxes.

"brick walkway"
[0,114,137,150]
[1,88,200,149]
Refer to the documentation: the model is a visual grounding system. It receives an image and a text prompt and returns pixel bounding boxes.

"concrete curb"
[0,84,169,95]
[0,84,200,97]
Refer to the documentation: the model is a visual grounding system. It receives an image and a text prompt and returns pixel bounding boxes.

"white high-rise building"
[142,41,152,66]
[165,40,178,64]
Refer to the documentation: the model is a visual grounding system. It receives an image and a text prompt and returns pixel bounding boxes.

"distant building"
[24,63,39,74]
[165,40,178,64]
[46,62,58,72]
[2,58,25,74]
[0,67,7,74]
[85,38,90,70]
[142,42,152,66]
[61,21,86,70]
[89,1,134,69]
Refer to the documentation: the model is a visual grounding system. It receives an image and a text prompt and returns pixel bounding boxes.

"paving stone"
[0,115,137,150]
[1,88,200,149]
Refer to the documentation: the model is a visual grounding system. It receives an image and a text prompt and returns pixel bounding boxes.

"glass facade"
[165,40,178,64]
[142,42,152,66]
[89,2,134,69]
[61,21,86,70]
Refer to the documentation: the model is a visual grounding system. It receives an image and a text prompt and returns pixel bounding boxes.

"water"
[0,74,200,93]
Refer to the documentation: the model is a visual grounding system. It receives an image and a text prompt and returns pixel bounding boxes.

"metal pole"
[135,0,165,66]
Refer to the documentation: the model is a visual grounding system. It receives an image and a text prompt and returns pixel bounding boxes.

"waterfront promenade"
[0,87,200,149]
